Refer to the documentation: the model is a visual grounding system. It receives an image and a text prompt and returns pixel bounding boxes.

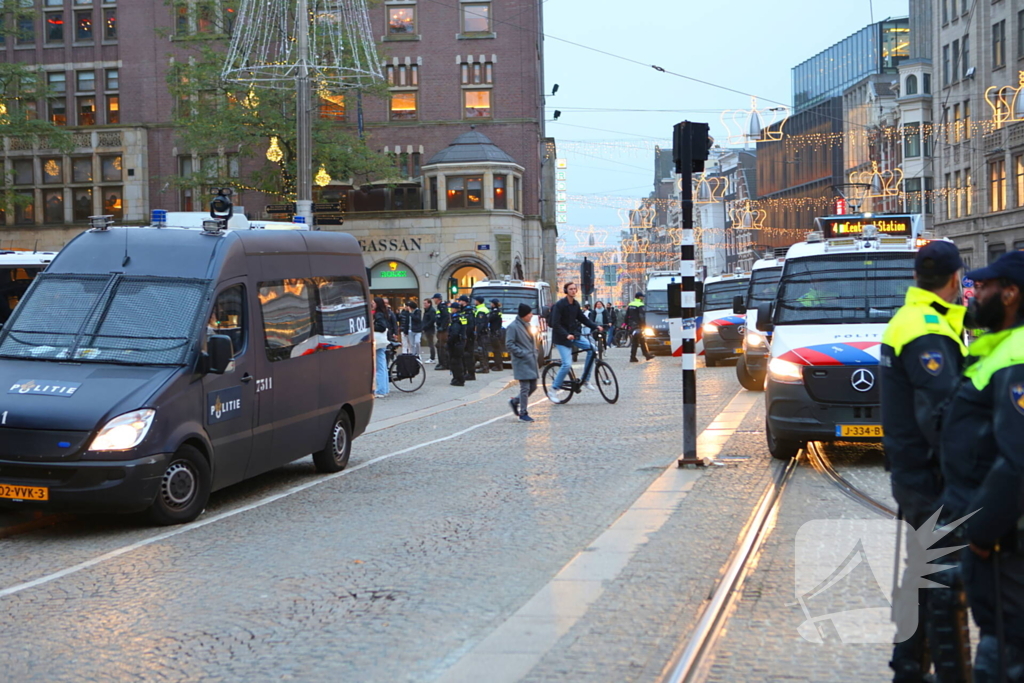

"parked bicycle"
[612,324,633,349]
[386,342,426,392]
[542,331,619,404]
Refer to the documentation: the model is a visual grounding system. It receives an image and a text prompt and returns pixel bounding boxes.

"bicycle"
[386,342,426,393]
[612,324,633,348]
[541,331,619,404]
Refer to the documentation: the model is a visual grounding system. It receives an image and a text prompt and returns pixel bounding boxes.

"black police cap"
[966,250,1024,290]
[915,240,963,278]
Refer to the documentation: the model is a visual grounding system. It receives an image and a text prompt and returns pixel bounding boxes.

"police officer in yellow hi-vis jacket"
[881,240,971,683]
[940,250,1024,683]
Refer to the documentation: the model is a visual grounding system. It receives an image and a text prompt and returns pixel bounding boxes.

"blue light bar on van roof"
[151,209,167,228]
[293,216,307,224]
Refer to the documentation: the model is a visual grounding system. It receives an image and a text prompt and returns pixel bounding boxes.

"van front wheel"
[313,412,353,473]
[147,445,211,526]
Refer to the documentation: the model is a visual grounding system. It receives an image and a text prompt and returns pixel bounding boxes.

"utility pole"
[673,122,710,467]
[294,0,313,225]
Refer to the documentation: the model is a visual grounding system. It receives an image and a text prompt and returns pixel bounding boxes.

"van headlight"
[89,409,156,451]
[747,329,767,347]
[643,327,655,337]
[767,358,804,384]
[702,322,718,335]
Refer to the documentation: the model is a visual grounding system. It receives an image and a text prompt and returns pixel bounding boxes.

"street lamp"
[223,0,383,225]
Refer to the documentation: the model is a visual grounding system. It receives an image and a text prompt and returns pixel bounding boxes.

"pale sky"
[542,0,910,247]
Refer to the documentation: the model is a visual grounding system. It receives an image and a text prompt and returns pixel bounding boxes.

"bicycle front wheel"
[390,358,427,393]
[542,362,575,404]
[595,361,619,404]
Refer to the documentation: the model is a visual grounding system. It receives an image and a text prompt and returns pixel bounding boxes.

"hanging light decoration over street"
[266,136,284,163]
[314,164,331,187]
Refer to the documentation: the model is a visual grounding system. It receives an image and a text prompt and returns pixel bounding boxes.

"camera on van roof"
[210,188,234,221]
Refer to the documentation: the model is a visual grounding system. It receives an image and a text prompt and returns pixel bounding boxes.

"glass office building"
[792,18,910,112]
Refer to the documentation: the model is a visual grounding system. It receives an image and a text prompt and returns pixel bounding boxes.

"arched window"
[905,74,918,95]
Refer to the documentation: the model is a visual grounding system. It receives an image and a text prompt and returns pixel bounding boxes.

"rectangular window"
[962,34,969,77]
[41,158,63,184]
[386,64,419,86]
[103,8,115,39]
[412,151,421,177]
[943,44,950,85]
[13,159,33,185]
[319,92,345,120]
[964,100,971,140]
[15,192,35,225]
[446,176,483,208]
[100,155,121,182]
[953,103,961,142]
[72,157,93,183]
[17,16,35,45]
[44,0,62,5]
[43,189,64,224]
[1019,11,1024,58]
[175,3,189,35]
[205,285,248,357]
[904,123,921,157]
[926,177,935,215]
[954,170,963,218]
[105,68,119,90]
[463,90,491,118]
[513,176,520,212]
[77,96,96,125]
[45,12,64,43]
[76,70,95,92]
[258,279,315,362]
[48,72,66,94]
[1017,155,1024,207]
[387,5,415,34]
[952,40,960,82]
[942,0,949,23]
[72,188,92,221]
[106,94,119,124]
[48,99,67,126]
[945,173,953,218]
[389,91,417,121]
[315,278,369,349]
[905,177,922,214]
[460,61,493,85]
[462,3,490,33]
[923,73,932,93]
[196,3,214,33]
[994,20,1006,69]
[990,159,1007,212]
[494,174,507,209]
[989,243,1008,263]
[430,176,438,210]
[101,187,123,219]
[179,156,194,211]
[446,176,465,209]
[75,10,92,41]
[964,173,971,215]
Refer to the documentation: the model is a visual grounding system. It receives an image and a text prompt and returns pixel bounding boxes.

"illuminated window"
[42,158,63,184]
[463,90,491,118]
[101,155,122,182]
[45,12,64,43]
[493,174,507,209]
[963,173,970,215]
[48,98,67,126]
[72,157,93,183]
[73,188,93,221]
[954,171,962,218]
[461,3,491,33]
[106,94,120,124]
[1016,155,1024,207]
[102,187,123,220]
[445,176,482,210]
[104,9,116,39]
[15,192,35,225]
[319,92,345,120]
[77,70,95,92]
[953,104,961,143]
[75,10,92,41]
[389,91,417,121]
[990,159,1007,212]
[77,96,96,125]
[387,5,415,34]
[43,190,64,224]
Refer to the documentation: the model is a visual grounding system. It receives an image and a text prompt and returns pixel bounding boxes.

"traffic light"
[672,121,712,174]
[448,277,459,298]
[580,258,595,296]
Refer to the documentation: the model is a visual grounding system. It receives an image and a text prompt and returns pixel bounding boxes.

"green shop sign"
[379,269,409,278]
[370,261,419,291]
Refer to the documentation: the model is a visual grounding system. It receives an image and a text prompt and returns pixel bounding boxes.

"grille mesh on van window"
[774,253,914,325]
[0,273,212,366]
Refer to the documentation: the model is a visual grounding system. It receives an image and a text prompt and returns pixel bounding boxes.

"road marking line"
[0,400,546,600]
[436,389,757,683]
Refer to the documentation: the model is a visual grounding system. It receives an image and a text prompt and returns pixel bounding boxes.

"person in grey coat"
[506,303,539,422]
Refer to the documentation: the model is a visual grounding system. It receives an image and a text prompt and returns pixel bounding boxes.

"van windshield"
[0,273,210,365]
[746,267,782,308]
[470,287,540,313]
[703,280,749,310]
[646,290,669,312]
[774,252,914,326]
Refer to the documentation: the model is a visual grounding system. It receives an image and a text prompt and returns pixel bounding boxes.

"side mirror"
[732,295,747,315]
[755,303,774,332]
[206,334,234,374]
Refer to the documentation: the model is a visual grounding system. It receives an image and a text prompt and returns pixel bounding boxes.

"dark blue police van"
[0,216,373,524]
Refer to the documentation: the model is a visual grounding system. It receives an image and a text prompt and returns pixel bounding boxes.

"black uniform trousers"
[475,331,490,374]
[630,327,651,360]
[435,330,449,369]
[464,332,476,380]
[447,334,465,385]
[490,333,505,370]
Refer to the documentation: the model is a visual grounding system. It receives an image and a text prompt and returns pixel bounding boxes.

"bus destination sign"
[818,215,914,238]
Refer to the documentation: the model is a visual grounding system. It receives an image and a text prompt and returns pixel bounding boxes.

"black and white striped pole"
[674,121,710,467]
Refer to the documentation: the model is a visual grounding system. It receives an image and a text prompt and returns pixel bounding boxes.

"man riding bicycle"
[549,282,604,402]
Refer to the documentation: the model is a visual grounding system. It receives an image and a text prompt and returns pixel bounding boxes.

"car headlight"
[643,327,655,337]
[89,409,156,451]
[747,329,767,347]
[702,322,718,335]
[767,358,804,384]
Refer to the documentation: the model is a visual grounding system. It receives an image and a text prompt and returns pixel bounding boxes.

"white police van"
[733,251,787,390]
[698,272,750,367]
[757,214,925,459]
[644,270,681,354]
[0,250,58,328]
[470,279,552,364]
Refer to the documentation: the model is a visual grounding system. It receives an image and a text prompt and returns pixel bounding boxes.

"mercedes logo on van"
[851,368,876,392]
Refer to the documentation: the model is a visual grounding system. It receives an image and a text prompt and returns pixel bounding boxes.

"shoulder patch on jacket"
[1012,383,1024,416]
[924,314,941,325]
[920,351,944,376]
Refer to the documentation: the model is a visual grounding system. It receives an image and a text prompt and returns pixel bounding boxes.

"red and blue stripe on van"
[775,341,880,366]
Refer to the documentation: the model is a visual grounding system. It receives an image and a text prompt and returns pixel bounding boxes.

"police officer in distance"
[488,299,505,371]
[459,295,476,381]
[881,240,971,683]
[446,300,467,386]
[940,251,1024,683]
[472,295,491,374]
[433,293,450,371]
[626,292,654,362]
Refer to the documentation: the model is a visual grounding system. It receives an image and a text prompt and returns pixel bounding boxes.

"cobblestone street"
[0,356,907,682]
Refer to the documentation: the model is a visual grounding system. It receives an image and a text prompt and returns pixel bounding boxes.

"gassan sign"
[359,237,424,253]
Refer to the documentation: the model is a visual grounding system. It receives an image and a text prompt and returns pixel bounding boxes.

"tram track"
[661,441,895,683]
